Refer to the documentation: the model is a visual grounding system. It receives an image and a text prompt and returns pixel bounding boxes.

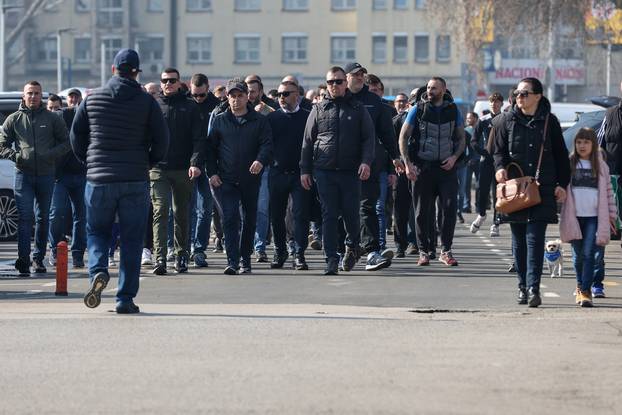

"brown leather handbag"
[495,114,549,215]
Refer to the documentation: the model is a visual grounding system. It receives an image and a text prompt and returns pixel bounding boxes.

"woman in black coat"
[492,77,571,307]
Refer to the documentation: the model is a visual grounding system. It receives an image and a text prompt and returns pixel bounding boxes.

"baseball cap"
[67,88,82,98]
[113,48,142,74]
[344,62,367,75]
[226,79,249,95]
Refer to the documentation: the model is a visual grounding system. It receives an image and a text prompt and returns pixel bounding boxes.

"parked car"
[562,110,605,150]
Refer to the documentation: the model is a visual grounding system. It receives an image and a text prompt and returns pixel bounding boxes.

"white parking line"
[543,292,560,298]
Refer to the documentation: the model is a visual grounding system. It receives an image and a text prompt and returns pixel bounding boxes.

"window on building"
[187,35,212,63]
[186,0,211,11]
[502,26,538,59]
[394,0,408,9]
[235,35,260,63]
[436,35,451,62]
[74,37,92,63]
[282,35,308,63]
[372,35,386,63]
[96,0,123,27]
[556,26,583,59]
[75,0,91,12]
[393,34,407,62]
[102,37,122,62]
[35,37,57,62]
[414,34,429,62]
[283,0,308,10]
[331,35,356,62]
[148,0,164,11]
[415,0,426,9]
[235,0,261,11]
[373,0,387,9]
[137,36,164,63]
[332,0,356,10]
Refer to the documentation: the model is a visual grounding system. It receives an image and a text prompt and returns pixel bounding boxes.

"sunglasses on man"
[513,90,534,98]
[276,91,297,98]
[326,79,345,86]
[192,93,207,98]
[161,78,178,84]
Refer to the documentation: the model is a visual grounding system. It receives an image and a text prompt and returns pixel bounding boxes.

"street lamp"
[56,27,73,92]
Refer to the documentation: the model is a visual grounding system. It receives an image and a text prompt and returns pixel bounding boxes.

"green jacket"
[0,102,70,176]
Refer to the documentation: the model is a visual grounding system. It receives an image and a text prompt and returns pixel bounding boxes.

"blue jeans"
[190,174,213,254]
[49,174,86,261]
[14,171,54,261]
[314,169,361,261]
[510,221,548,291]
[571,216,598,292]
[375,171,388,250]
[85,181,149,303]
[254,167,270,253]
[593,245,605,289]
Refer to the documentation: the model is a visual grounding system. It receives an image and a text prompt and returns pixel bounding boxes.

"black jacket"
[600,102,622,175]
[206,107,273,184]
[471,113,500,162]
[156,91,204,170]
[351,85,398,174]
[267,108,310,172]
[55,107,86,176]
[71,75,169,184]
[492,98,571,224]
[300,91,375,174]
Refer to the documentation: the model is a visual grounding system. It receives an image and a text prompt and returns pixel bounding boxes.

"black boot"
[517,287,528,305]
[294,254,308,270]
[324,257,339,276]
[528,287,542,308]
[270,252,289,269]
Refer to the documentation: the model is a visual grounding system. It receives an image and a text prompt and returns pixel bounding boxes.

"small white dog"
[544,239,563,278]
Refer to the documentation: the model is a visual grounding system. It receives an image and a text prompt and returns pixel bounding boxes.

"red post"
[55,241,68,296]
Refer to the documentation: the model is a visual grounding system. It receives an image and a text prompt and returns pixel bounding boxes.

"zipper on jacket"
[437,110,441,161]
[335,102,340,170]
[30,111,38,176]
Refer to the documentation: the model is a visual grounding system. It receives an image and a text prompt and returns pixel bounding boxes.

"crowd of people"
[0,48,618,313]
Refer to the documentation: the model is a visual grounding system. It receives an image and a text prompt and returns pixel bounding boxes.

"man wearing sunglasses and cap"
[344,62,403,272]
[71,48,169,313]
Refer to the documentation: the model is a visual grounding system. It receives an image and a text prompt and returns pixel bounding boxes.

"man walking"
[399,77,466,266]
[267,81,311,270]
[207,79,272,275]
[71,49,169,313]
[301,66,375,275]
[344,62,402,271]
[0,81,70,274]
[151,68,204,275]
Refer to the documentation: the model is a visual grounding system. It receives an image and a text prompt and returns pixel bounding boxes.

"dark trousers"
[48,173,86,261]
[314,169,360,261]
[360,176,381,254]
[476,158,498,221]
[510,221,547,291]
[414,166,458,253]
[269,169,310,256]
[214,181,260,268]
[393,174,413,251]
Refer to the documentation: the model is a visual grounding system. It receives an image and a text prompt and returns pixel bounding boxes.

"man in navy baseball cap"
[113,48,142,74]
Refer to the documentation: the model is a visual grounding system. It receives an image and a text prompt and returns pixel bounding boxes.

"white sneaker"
[490,224,500,237]
[470,215,486,233]
[141,248,152,266]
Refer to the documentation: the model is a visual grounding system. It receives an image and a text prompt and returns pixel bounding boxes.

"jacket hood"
[159,90,188,104]
[107,75,143,101]
[18,101,45,113]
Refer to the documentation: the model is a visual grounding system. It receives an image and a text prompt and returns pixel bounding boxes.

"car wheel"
[0,190,18,241]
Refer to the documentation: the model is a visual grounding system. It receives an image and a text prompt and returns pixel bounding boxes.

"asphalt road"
[1,213,621,414]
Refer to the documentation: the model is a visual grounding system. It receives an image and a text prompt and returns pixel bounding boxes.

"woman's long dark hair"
[569,127,600,179]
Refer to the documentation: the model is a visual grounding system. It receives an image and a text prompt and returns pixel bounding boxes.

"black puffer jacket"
[156,91,203,170]
[71,76,169,184]
[56,107,86,176]
[492,97,571,223]
[300,91,375,174]
[206,107,272,184]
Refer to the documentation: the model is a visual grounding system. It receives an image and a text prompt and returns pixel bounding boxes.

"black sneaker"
[528,288,542,308]
[517,287,528,305]
[14,258,31,275]
[294,254,309,270]
[193,252,208,268]
[270,253,289,269]
[324,257,339,276]
[341,247,357,271]
[240,257,252,273]
[457,212,465,224]
[224,265,238,275]
[508,262,516,273]
[84,272,109,309]
[365,252,391,271]
[175,255,189,273]
[213,238,224,253]
[33,259,47,274]
[152,260,167,275]
[72,257,85,268]
[255,251,268,263]
[115,301,140,314]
